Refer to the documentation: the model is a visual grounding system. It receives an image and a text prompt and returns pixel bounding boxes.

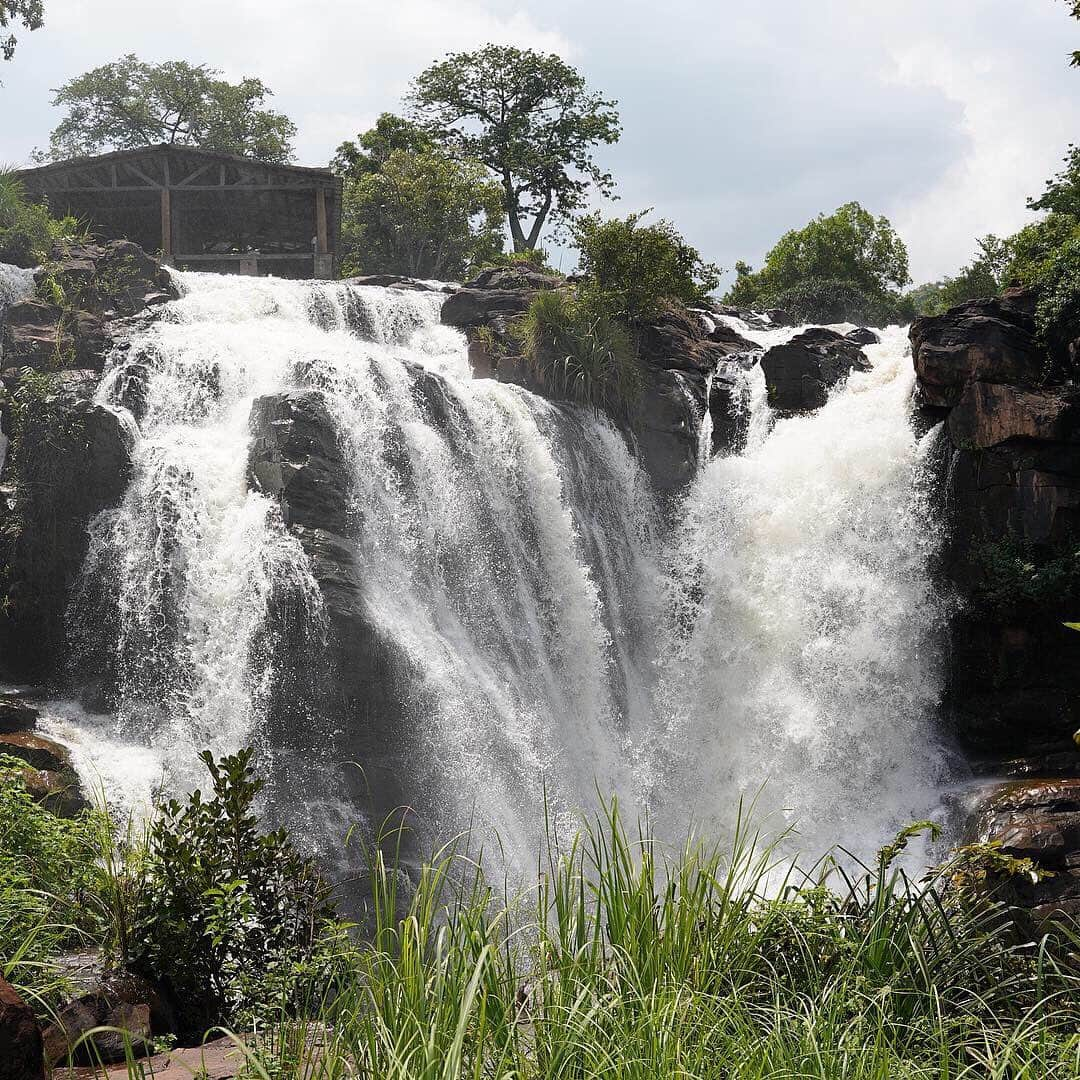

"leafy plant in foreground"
[129,748,336,1032]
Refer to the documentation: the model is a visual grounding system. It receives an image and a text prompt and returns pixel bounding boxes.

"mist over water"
[48,273,953,871]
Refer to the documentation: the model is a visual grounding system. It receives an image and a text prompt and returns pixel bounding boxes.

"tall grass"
[519,290,643,421]
[164,801,1080,1080]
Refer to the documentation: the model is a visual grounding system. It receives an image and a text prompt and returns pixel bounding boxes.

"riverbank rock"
[0,300,108,371]
[43,997,152,1067]
[43,240,178,318]
[0,977,44,1080]
[910,289,1040,408]
[973,779,1080,923]
[761,327,869,413]
[0,692,39,733]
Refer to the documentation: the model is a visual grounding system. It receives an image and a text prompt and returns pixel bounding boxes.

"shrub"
[129,748,337,1032]
[0,756,102,1004]
[0,170,86,268]
[973,538,1080,618]
[519,289,641,419]
[760,277,911,325]
[573,210,720,322]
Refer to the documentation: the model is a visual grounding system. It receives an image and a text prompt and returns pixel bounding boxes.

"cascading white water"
[0,262,34,316]
[47,275,954,871]
[651,321,955,857]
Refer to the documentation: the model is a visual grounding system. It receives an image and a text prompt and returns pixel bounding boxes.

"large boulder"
[910,289,1041,408]
[760,327,869,413]
[0,300,108,371]
[0,371,134,681]
[0,977,43,1080]
[441,288,536,328]
[43,995,152,1067]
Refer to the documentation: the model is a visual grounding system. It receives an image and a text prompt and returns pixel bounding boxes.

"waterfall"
[46,274,954,872]
[652,322,955,856]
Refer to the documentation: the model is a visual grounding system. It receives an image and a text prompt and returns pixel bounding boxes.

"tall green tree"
[335,115,504,280]
[0,0,41,60]
[409,45,620,252]
[726,202,911,322]
[44,55,296,163]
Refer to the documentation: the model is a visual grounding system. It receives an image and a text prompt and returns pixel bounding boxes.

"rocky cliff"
[911,289,1080,919]
[0,242,177,682]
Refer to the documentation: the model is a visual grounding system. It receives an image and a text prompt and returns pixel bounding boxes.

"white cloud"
[1,0,1077,282]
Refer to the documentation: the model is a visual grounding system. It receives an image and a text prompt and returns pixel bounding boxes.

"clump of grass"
[519,289,642,420]
[220,801,1080,1079]
[0,168,88,268]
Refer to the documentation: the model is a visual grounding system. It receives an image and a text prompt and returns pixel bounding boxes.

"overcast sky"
[1,0,1078,284]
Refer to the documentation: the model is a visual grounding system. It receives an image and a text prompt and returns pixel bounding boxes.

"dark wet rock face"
[0,976,44,1080]
[0,372,134,680]
[761,327,869,413]
[910,289,1040,408]
[913,287,1080,922]
[0,241,173,685]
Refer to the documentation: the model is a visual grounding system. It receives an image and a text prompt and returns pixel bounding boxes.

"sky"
[1,0,1078,284]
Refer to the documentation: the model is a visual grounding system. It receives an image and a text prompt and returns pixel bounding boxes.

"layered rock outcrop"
[912,289,1080,918]
[440,271,758,499]
[0,242,173,683]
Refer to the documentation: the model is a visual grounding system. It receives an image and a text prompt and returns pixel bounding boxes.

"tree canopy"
[574,210,720,322]
[408,45,620,252]
[726,202,911,322]
[335,113,504,280]
[0,0,41,61]
[909,236,1012,316]
[44,55,296,163]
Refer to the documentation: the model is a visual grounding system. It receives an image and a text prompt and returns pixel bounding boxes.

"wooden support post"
[315,188,328,254]
[160,188,172,262]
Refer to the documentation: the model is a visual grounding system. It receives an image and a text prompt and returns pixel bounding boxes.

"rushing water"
[44,272,953,872]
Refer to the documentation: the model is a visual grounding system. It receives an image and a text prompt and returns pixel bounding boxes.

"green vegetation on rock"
[573,210,720,322]
[0,170,84,267]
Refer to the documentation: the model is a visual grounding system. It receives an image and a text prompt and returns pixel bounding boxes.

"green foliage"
[909,236,1013,316]
[520,289,641,419]
[726,202,911,323]
[129,748,336,1032]
[221,801,1080,1080]
[573,210,720,322]
[480,247,557,274]
[338,140,504,280]
[44,54,296,163]
[973,538,1080,618]
[0,0,42,61]
[0,756,101,1003]
[332,112,434,178]
[0,170,85,267]
[409,45,620,251]
[767,277,913,325]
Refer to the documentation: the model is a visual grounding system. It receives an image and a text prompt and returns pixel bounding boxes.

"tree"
[44,54,296,163]
[335,116,504,279]
[725,202,911,321]
[332,112,433,177]
[573,210,720,322]
[908,236,1012,316]
[0,0,42,61]
[409,45,620,252]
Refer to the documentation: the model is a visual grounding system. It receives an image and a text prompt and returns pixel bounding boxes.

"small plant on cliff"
[973,538,1080,618]
[129,748,337,1033]
[520,288,641,419]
